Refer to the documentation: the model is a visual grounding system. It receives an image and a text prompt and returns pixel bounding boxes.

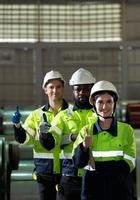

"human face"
[73,84,92,104]
[94,93,115,119]
[43,79,64,102]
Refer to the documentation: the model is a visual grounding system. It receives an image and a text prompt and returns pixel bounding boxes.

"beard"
[74,96,93,109]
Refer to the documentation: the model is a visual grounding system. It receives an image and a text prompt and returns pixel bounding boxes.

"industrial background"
[0,0,140,199]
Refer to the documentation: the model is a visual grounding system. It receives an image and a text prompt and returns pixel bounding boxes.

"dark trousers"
[37,173,60,200]
[81,171,133,200]
[57,175,82,200]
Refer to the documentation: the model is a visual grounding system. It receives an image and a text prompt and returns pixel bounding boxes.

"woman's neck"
[99,118,112,130]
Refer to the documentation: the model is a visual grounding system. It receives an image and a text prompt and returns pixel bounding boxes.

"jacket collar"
[73,103,93,111]
[93,117,117,136]
[42,99,68,111]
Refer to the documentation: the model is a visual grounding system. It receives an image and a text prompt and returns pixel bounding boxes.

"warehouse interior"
[0,0,140,199]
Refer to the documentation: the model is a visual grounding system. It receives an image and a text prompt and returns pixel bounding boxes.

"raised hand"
[12,106,22,124]
[83,128,92,149]
[83,128,96,171]
[39,113,51,134]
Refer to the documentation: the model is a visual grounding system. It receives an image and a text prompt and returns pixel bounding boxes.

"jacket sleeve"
[72,125,90,168]
[13,125,26,144]
[123,124,136,172]
[73,143,90,168]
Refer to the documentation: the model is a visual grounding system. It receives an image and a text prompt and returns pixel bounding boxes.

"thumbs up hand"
[12,106,22,124]
[39,113,55,150]
[39,113,51,134]
[83,128,93,149]
[83,128,96,171]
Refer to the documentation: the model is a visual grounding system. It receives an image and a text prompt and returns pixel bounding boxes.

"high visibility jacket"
[49,105,97,176]
[73,118,136,200]
[22,100,68,174]
[73,118,136,172]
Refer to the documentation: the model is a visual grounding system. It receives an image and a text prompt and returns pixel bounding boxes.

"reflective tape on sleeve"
[23,126,36,137]
[60,150,72,159]
[50,126,62,135]
[124,153,136,167]
[33,152,54,159]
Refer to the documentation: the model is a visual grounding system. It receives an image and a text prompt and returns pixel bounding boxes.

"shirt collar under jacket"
[93,117,117,136]
[42,99,68,112]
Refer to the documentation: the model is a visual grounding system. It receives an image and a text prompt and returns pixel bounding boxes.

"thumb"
[15,105,21,117]
[16,105,19,113]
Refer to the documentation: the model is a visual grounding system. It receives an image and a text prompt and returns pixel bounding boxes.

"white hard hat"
[69,68,96,86]
[42,70,65,87]
[89,80,119,105]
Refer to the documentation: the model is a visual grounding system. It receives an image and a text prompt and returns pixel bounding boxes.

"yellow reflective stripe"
[33,152,54,159]
[50,126,62,135]
[60,150,72,159]
[92,150,123,157]
[23,126,36,137]
[24,134,30,143]
[35,135,39,140]
[124,154,136,167]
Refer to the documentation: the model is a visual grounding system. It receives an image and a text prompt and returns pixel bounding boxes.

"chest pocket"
[109,137,124,150]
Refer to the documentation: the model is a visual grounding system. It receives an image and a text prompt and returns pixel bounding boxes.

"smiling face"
[73,84,93,106]
[94,92,115,119]
[43,79,64,103]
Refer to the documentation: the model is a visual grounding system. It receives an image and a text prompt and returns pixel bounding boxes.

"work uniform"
[14,100,68,200]
[73,118,136,200]
[48,104,97,200]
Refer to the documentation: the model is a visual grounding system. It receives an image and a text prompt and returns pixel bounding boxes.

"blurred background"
[0,0,140,199]
[0,0,140,107]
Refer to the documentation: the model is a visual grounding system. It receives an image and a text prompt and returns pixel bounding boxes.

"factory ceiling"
[0,0,139,4]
